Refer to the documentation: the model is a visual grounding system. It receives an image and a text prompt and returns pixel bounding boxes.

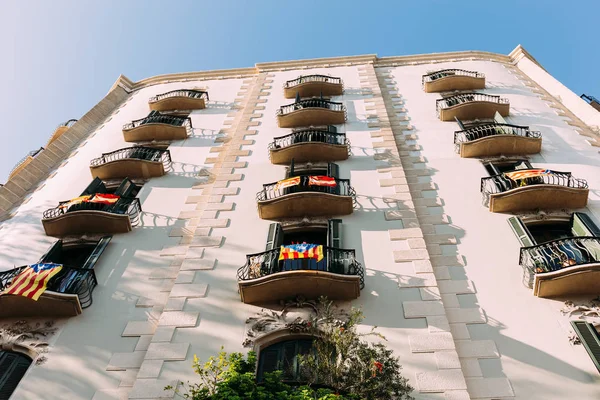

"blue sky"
[1,0,598,182]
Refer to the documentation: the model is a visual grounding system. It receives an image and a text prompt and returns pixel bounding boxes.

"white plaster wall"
[387,60,600,399]
[2,77,245,400]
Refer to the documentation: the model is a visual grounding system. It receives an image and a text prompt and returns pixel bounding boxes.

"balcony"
[8,147,44,180]
[237,246,364,304]
[481,170,589,213]
[454,123,542,158]
[47,119,77,146]
[148,89,209,111]
[0,266,97,317]
[42,194,141,237]
[436,93,509,121]
[422,69,485,93]
[122,111,191,142]
[277,99,346,128]
[519,237,600,297]
[268,128,350,164]
[283,75,343,99]
[581,94,600,112]
[257,177,355,219]
[90,147,172,180]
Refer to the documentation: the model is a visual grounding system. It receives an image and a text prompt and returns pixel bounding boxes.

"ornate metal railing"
[519,237,600,288]
[581,94,600,105]
[9,147,44,177]
[480,171,588,206]
[277,99,346,117]
[268,129,349,152]
[90,147,172,169]
[422,69,484,85]
[123,112,192,130]
[436,93,508,116]
[237,246,365,288]
[257,177,356,202]
[148,89,209,103]
[0,265,98,308]
[453,123,542,152]
[57,119,78,129]
[284,75,343,89]
[42,197,142,226]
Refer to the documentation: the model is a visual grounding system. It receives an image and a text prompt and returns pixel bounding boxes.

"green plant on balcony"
[169,298,413,400]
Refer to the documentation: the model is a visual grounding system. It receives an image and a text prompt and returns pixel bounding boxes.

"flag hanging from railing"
[1,263,63,301]
[89,193,120,205]
[278,243,324,262]
[504,169,553,181]
[273,176,301,191]
[59,195,92,209]
[308,176,337,187]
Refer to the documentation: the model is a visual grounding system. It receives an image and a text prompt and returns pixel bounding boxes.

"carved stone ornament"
[243,296,348,347]
[561,297,600,345]
[0,320,58,365]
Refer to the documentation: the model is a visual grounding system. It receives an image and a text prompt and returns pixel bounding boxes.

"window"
[286,162,339,179]
[81,177,140,198]
[455,111,510,131]
[0,351,32,400]
[484,159,532,177]
[39,236,112,270]
[508,212,600,247]
[571,321,600,373]
[257,339,314,382]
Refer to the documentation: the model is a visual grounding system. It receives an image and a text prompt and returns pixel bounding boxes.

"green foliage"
[172,298,414,400]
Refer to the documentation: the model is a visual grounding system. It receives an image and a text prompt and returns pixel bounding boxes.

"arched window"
[0,351,32,400]
[257,339,313,382]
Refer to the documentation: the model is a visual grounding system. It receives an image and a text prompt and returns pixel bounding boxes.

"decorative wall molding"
[0,320,58,365]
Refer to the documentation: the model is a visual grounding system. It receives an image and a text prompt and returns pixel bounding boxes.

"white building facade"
[0,45,599,400]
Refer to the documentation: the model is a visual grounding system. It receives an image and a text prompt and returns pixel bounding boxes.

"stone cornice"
[111,45,543,92]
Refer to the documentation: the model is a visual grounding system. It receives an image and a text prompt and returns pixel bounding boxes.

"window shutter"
[507,217,535,247]
[326,125,337,133]
[115,178,136,198]
[571,321,600,372]
[493,111,508,125]
[0,351,32,400]
[454,117,465,130]
[327,163,339,179]
[81,177,106,196]
[82,236,113,270]
[38,240,63,263]
[572,212,600,237]
[328,219,342,249]
[257,345,281,381]
[282,341,299,379]
[265,223,283,250]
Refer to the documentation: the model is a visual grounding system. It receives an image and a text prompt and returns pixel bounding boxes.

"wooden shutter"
[572,212,600,237]
[571,321,600,372]
[327,163,339,179]
[81,236,112,270]
[507,217,535,247]
[328,219,342,249]
[81,177,106,196]
[265,223,283,250]
[0,351,32,400]
[115,178,137,198]
[38,240,63,263]
[454,117,465,130]
[257,345,282,381]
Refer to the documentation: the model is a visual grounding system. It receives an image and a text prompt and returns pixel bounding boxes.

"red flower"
[306,322,312,327]
[374,361,383,373]
[340,327,345,332]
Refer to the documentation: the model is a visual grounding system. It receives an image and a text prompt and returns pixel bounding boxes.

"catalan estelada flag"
[308,175,337,187]
[274,176,301,191]
[89,193,120,205]
[504,169,552,181]
[1,263,63,301]
[59,195,92,209]
[278,243,324,262]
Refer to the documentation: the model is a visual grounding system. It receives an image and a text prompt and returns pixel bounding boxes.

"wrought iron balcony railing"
[237,246,365,288]
[43,196,142,226]
[422,69,484,85]
[276,99,346,116]
[581,94,600,105]
[57,119,78,129]
[519,237,600,288]
[481,171,588,198]
[9,147,44,177]
[454,123,542,152]
[148,89,209,104]
[436,93,508,116]
[0,265,98,308]
[122,112,192,130]
[90,147,172,169]
[284,75,343,89]
[268,129,349,151]
[257,177,356,202]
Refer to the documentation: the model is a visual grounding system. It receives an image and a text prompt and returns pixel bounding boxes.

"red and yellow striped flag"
[308,176,337,187]
[1,263,63,301]
[274,176,301,191]
[90,193,120,205]
[504,169,551,181]
[278,243,324,262]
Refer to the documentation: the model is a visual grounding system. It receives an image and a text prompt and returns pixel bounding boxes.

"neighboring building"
[1,45,600,400]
